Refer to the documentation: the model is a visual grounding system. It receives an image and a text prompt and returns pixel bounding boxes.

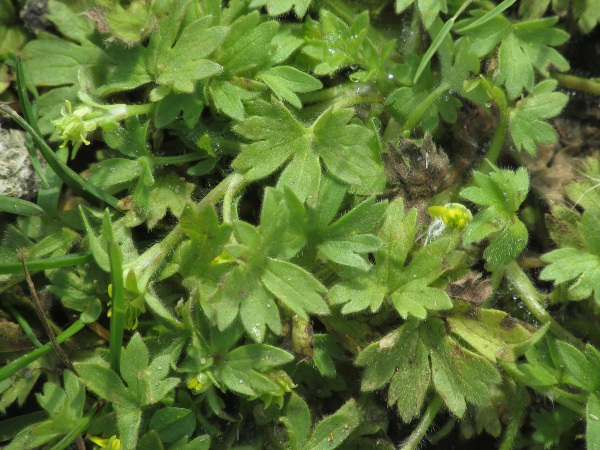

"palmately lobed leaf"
[509,80,569,155]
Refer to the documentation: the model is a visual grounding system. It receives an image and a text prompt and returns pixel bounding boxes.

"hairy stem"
[499,383,528,450]
[504,260,582,349]
[222,173,247,225]
[479,105,508,170]
[401,394,443,450]
[552,72,600,96]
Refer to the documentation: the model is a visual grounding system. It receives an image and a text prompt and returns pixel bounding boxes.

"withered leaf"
[446,272,492,307]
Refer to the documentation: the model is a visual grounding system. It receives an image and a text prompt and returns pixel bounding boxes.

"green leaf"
[179,203,232,273]
[385,39,475,134]
[103,116,150,158]
[214,12,279,77]
[458,12,569,99]
[386,324,430,422]
[461,164,530,269]
[75,361,138,407]
[226,344,294,371]
[120,333,149,396]
[509,80,568,155]
[22,4,109,88]
[128,172,195,229]
[219,345,293,397]
[330,199,451,317]
[4,371,85,450]
[209,78,258,121]
[257,66,322,108]
[116,407,143,450]
[316,196,386,271]
[45,269,102,324]
[302,399,362,450]
[155,20,226,93]
[391,283,452,320]
[302,9,363,76]
[574,0,600,33]
[447,306,539,362]
[531,406,577,448]
[588,393,600,450]
[540,247,600,304]
[232,99,306,182]
[357,319,501,420]
[281,392,312,449]
[91,0,158,44]
[261,258,329,319]
[258,187,307,260]
[87,159,142,194]
[233,100,378,198]
[555,341,598,391]
[249,0,312,18]
[149,407,196,444]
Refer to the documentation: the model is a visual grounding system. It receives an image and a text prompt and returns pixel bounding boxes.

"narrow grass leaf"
[108,239,125,373]
[455,0,518,33]
[0,195,45,216]
[16,56,47,187]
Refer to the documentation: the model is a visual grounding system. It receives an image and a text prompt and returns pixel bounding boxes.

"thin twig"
[18,250,75,372]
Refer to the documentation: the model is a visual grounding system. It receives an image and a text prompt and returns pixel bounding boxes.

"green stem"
[130,223,186,292]
[401,394,443,450]
[222,173,246,225]
[151,153,207,166]
[299,82,369,104]
[551,72,600,96]
[382,117,403,143]
[500,362,586,415]
[499,383,528,450]
[5,303,42,348]
[333,93,384,109]
[49,401,100,450]
[479,106,508,170]
[0,320,85,382]
[428,417,456,444]
[401,83,449,136]
[504,261,582,349]
[197,173,238,210]
[117,103,155,117]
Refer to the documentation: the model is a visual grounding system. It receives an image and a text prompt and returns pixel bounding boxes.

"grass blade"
[4,303,43,348]
[108,239,125,373]
[413,0,473,85]
[0,105,120,209]
[16,56,48,187]
[0,252,93,275]
[0,320,85,382]
[0,194,45,216]
[455,0,517,33]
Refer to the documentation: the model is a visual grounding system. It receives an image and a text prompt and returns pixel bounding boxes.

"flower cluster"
[52,100,99,148]
[428,203,473,229]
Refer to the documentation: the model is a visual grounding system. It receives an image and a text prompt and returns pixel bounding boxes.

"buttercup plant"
[1,0,600,448]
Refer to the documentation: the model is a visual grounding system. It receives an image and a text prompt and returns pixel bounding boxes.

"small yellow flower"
[428,203,473,229]
[187,372,213,394]
[89,435,121,450]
